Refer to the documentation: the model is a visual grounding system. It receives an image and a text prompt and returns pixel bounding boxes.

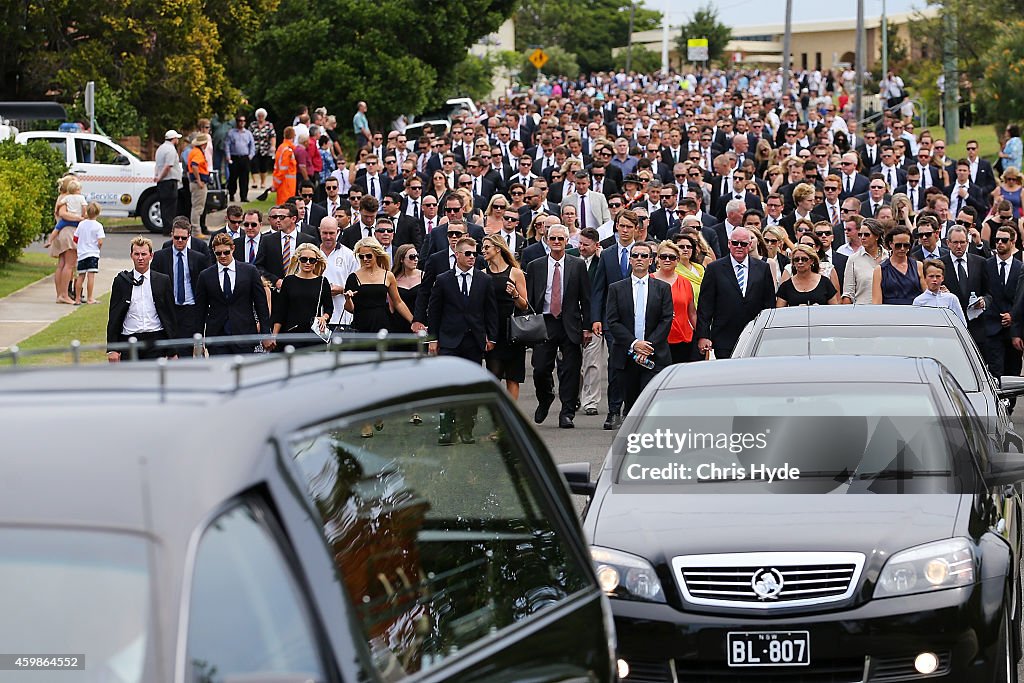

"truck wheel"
[139,193,163,234]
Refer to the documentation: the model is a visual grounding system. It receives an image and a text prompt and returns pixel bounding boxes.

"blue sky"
[646,0,921,28]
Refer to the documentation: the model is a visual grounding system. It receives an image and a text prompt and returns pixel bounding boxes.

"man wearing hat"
[154,130,183,235]
[187,132,211,232]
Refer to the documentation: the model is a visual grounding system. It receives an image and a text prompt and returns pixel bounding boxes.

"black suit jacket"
[712,192,761,221]
[591,241,632,324]
[306,203,327,233]
[106,270,178,349]
[826,250,849,285]
[983,256,1023,336]
[151,246,210,299]
[340,222,374,250]
[387,213,424,251]
[414,247,486,324]
[872,165,907,189]
[910,245,951,262]
[945,182,988,215]
[839,173,870,200]
[422,220,485,259]
[194,261,270,337]
[253,230,316,283]
[943,253,988,338]
[695,256,776,354]
[973,159,997,194]
[606,276,674,370]
[427,269,499,353]
[649,207,683,241]
[858,145,880,171]
[525,254,591,344]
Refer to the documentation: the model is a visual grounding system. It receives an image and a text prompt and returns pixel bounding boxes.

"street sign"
[732,51,743,63]
[528,48,549,70]
[687,38,709,62]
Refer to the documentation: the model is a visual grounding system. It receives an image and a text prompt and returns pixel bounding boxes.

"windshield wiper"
[856,469,951,479]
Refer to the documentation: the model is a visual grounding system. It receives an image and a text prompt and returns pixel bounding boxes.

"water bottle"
[629,348,656,370]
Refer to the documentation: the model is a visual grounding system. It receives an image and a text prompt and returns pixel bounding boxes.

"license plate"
[727,630,810,667]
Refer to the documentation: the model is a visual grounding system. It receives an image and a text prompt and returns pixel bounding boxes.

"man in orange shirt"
[188,133,211,231]
[273,126,298,204]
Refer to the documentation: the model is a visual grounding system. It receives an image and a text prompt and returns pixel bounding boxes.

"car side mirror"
[987,452,1024,486]
[558,462,595,497]
[997,376,1024,399]
[113,154,130,165]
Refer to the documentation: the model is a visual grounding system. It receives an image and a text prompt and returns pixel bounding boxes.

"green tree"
[515,0,661,74]
[244,0,515,131]
[978,20,1024,126]
[674,4,732,65]
[613,46,663,74]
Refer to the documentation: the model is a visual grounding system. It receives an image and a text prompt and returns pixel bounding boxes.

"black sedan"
[564,356,1024,682]
[733,305,1024,451]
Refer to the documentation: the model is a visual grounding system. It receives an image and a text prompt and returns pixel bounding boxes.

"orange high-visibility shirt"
[273,140,297,200]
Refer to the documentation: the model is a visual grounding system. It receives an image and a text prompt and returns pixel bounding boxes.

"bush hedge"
[0,139,68,265]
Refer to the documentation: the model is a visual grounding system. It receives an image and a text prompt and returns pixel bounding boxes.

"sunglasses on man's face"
[172,235,189,241]
[996,237,1013,244]
[227,218,242,225]
[301,194,314,200]
[214,250,232,257]
[447,231,464,238]
[814,231,832,238]
[729,240,749,248]
[460,250,477,258]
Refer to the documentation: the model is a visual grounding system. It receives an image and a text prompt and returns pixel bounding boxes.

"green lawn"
[11,294,109,366]
[0,252,55,298]
[944,125,1001,161]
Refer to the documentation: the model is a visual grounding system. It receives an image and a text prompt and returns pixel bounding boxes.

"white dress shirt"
[219,261,236,294]
[730,255,749,296]
[122,270,164,335]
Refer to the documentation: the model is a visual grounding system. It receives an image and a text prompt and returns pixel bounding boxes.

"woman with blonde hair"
[776,244,839,306]
[268,243,333,351]
[652,240,698,363]
[481,234,528,399]
[47,174,85,304]
[483,193,510,235]
[763,225,792,287]
[890,193,915,229]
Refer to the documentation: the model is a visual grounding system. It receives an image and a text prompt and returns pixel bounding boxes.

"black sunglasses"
[729,240,749,247]
[375,227,395,233]
[297,256,318,264]
[357,253,375,260]
[214,250,233,257]
[629,251,651,258]
[460,250,477,257]
[447,230,465,237]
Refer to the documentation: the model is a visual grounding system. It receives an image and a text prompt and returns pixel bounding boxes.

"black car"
[0,351,614,682]
[564,356,1024,682]
[732,305,1024,451]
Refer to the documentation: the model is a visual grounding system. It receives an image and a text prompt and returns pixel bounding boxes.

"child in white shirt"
[73,202,105,304]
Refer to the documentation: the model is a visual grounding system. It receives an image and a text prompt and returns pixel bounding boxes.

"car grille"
[673,658,866,682]
[672,552,865,609]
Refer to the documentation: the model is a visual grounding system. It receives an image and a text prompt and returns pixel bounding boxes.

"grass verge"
[14,294,109,365]
[945,125,1000,161]
[0,252,55,298]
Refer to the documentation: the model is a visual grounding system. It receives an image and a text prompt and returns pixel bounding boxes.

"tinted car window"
[75,138,124,165]
[0,529,149,682]
[290,398,590,679]
[754,326,979,391]
[186,504,326,683]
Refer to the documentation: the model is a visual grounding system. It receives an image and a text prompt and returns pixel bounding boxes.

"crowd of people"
[104,68,1024,431]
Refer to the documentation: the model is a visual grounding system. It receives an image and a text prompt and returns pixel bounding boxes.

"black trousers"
[157,180,178,235]
[533,315,582,418]
[604,337,623,415]
[228,155,251,202]
[171,304,202,357]
[117,331,172,360]
[986,328,1022,379]
[621,360,658,415]
[439,337,484,436]
[670,339,696,364]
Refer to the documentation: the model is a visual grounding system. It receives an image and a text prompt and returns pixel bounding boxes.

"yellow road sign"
[529,48,549,70]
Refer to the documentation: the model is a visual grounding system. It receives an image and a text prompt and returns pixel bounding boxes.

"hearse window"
[289,397,590,679]
[186,503,327,683]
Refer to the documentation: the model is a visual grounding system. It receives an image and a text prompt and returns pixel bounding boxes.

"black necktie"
[175,251,185,304]
[1000,260,1007,285]
[460,272,469,296]
[957,258,967,284]
[222,268,232,298]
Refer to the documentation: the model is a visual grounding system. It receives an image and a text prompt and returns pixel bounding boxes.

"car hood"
[588,492,966,563]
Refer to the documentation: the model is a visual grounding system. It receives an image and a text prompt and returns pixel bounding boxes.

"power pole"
[855,0,865,121]
[782,0,793,83]
[942,1,960,140]
[625,1,636,73]
[881,0,888,82]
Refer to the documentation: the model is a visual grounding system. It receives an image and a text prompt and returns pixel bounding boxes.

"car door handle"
[74,169,87,174]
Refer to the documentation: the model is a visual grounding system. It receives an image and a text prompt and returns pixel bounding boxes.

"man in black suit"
[161,216,212,259]
[982,225,1023,384]
[467,155,497,212]
[909,216,950,261]
[966,141,997,196]
[299,181,327,232]
[526,224,592,429]
[422,194,485,258]
[427,236,499,444]
[606,241,673,414]
[195,233,272,355]
[943,225,989,351]
[857,130,881,171]
[695,227,776,359]
[381,191,424,251]
[411,220,486,333]
[206,205,244,243]
[151,220,211,354]
[106,236,178,361]
[234,210,265,266]
[496,206,525,263]
[340,195,378,249]
[838,152,870,200]
[354,154,389,202]
[947,159,989,216]
[649,184,682,240]
[293,196,321,245]
[255,203,315,290]
[872,146,906,191]
[591,210,640,430]
[810,222,850,284]
[857,176,892,218]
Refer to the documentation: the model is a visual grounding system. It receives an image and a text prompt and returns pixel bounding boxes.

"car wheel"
[997,607,1018,683]
[139,193,162,234]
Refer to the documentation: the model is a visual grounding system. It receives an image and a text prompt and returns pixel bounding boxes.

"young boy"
[73,202,104,304]
[913,259,966,324]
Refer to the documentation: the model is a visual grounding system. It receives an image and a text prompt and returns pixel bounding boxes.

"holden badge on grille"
[751,568,784,599]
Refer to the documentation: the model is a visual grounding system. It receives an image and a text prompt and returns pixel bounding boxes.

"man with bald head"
[319,216,358,328]
[838,152,869,199]
[695,226,776,359]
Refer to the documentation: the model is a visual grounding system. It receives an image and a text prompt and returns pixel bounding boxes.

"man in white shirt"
[319,217,358,328]
[106,237,177,361]
[239,211,263,265]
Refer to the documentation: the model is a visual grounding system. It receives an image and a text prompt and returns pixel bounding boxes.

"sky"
[646,0,921,28]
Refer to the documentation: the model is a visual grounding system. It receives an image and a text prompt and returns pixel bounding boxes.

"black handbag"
[509,303,548,346]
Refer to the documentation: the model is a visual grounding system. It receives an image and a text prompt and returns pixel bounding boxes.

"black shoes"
[603,412,621,430]
[559,415,575,429]
[439,432,475,445]
[535,397,554,424]
[584,407,599,416]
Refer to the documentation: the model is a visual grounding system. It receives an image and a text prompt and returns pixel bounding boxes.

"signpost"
[687,38,709,63]
[528,48,549,70]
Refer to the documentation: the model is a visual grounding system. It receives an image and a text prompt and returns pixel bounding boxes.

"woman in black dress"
[389,244,421,333]
[481,234,528,400]
[268,244,333,350]
[776,244,839,306]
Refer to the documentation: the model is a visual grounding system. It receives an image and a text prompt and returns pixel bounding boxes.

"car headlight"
[591,546,666,603]
[874,538,975,598]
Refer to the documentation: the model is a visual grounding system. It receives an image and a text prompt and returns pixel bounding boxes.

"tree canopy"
[674,4,732,65]
[515,0,661,75]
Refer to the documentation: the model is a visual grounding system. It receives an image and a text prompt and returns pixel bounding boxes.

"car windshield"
[0,529,150,682]
[752,325,979,391]
[616,383,980,494]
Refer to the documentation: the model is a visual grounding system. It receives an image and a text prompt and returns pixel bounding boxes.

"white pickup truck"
[15,130,226,233]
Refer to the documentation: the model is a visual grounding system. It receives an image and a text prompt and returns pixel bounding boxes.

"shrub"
[0,139,68,264]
